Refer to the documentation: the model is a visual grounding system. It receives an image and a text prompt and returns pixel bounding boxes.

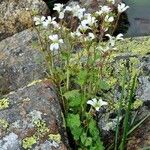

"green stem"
[120,75,137,150]
[66,68,70,90]
[114,67,126,150]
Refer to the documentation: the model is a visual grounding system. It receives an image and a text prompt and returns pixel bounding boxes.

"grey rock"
[0,0,49,40]
[0,80,68,150]
[0,29,46,95]
[0,133,20,150]
[136,55,150,102]
[137,76,150,102]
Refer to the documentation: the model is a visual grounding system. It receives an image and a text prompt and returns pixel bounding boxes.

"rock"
[136,55,150,102]
[0,29,46,95]
[0,79,68,150]
[127,106,150,150]
[0,0,49,41]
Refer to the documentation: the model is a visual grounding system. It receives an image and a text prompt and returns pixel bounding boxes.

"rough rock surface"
[0,29,46,95]
[127,106,150,150]
[0,0,49,41]
[98,37,150,149]
[137,55,150,102]
[0,79,68,150]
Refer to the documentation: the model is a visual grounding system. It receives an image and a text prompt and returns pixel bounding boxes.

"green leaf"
[63,90,79,99]
[85,137,92,146]
[80,132,87,144]
[66,114,81,128]
[63,90,82,107]
[88,119,99,140]
[71,127,83,140]
[76,70,88,86]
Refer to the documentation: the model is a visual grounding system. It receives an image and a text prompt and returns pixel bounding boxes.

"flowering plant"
[32,1,142,150]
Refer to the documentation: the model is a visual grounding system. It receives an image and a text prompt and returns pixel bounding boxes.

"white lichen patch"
[28,110,42,123]
[102,117,122,131]
[0,132,19,150]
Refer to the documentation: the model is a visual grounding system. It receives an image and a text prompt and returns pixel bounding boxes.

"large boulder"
[0,0,49,41]
[0,29,46,95]
[0,79,68,150]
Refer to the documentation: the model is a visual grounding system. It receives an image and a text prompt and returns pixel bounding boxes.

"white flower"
[105,33,123,47]
[84,32,95,41]
[49,34,63,51]
[96,5,111,15]
[116,33,124,40]
[59,11,65,19]
[78,20,91,32]
[42,16,57,28]
[53,3,65,19]
[84,13,97,27]
[88,32,95,40]
[101,5,111,13]
[87,98,108,111]
[73,6,86,20]
[104,15,114,22]
[66,4,86,20]
[64,6,72,12]
[117,3,129,13]
[33,16,46,25]
[71,30,82,37]
[53,3,64,12]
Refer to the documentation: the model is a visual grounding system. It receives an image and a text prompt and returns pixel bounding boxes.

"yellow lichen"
[0,119,9,129]
[49,133,61,143]
[0,98,9,110]
[132,99,143,110]
[22,135,37,149]
[33,119,49,138]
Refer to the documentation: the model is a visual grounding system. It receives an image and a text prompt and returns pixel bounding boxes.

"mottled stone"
[0,0,49,40]
[0,80,68,150]
[0,29,46,95]
[127,106,150,150]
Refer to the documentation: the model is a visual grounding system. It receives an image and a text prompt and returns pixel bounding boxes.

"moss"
[22,135,37,149]
[0,98,9,110]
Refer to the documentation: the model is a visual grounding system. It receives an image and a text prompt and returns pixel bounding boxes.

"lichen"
[117,36,150,56]
[33,119,49,138]
[28,110,42,123]
[22,135,37,149]
[132,99,143,109]
[0,119,9,129]
[48,133,61,143]
[0,98,9,110]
